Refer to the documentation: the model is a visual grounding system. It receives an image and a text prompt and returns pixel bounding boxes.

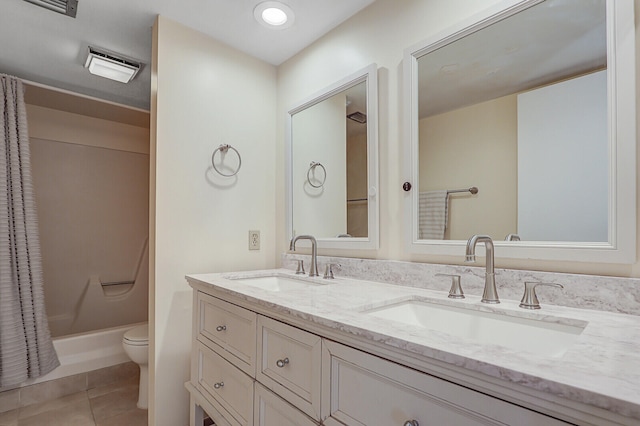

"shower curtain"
[0,74,59,387]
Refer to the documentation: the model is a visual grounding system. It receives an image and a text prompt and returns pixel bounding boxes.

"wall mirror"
[403,0,635,262]
[286,63,379,249]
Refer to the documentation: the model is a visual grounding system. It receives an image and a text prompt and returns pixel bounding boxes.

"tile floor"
[0,373,146,426]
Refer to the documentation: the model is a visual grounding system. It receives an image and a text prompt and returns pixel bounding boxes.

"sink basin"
[228,275,323,292]
[363,299,586,357]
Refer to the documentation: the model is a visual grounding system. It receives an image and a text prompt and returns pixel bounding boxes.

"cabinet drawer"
[256,315,322,421]
[197,341,254,426]
[322,340,570,426]
[254,383,319,426]
[197,292,257,375]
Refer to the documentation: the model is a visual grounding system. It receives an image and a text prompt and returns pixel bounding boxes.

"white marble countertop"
[186,268,640,422]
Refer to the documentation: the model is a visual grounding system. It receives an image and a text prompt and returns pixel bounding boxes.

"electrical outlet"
[249,230,260,250]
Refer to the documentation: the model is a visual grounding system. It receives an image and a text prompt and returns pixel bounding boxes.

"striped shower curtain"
[0,75,59,387]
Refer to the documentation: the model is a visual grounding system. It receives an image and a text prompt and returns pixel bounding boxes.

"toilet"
[122,323,149,409]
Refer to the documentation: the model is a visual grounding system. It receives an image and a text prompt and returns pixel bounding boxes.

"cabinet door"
[197,292,257,376]
[322,340,571,426]
[254,383,318,426]
[197,341,254,426]
[256,315,322,421]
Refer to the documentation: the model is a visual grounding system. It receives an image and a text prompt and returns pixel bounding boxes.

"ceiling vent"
[24,0,78,18]
[347,111,367,124]
[84,46,142,83]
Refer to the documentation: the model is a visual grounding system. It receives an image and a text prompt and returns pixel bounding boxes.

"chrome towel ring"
[212,144,242,177]
[307,161,326,188]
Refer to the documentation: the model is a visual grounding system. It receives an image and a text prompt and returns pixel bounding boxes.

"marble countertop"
[186,268,640,421]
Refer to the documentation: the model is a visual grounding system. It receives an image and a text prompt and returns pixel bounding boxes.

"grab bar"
[100,280,135,287]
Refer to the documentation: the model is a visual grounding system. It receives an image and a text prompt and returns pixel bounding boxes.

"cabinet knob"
[213,381,224,389]
[403,421,419,426]
[216,325,226,332]
[276,357,290,368]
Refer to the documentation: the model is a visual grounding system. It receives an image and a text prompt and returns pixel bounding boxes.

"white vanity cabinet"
[322,340,569,426]
[187,287,576,426]
[256,315,322,420]
[189,290,322,426]
[254,383,319,426]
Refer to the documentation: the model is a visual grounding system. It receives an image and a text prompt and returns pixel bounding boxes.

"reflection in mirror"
[287,64,379,250]
[404,0,635,262]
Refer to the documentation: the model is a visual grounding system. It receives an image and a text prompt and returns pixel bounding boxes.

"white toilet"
[122,323,149,409]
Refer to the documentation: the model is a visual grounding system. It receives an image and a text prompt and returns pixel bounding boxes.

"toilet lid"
[124,324,148,344]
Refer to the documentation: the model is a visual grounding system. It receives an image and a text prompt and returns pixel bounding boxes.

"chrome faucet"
[289,235,319,277]
[465,234,499,304]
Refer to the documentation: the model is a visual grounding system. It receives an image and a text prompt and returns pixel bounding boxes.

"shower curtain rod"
[20,78,150,114]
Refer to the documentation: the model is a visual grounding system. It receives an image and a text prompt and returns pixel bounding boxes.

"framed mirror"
[286,64,379,249]
[403,0,635,262]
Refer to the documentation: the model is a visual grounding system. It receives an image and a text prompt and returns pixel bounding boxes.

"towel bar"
[447,186,478,195]
[212,144,242,177]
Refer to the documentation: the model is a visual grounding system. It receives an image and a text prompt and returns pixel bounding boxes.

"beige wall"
[276,0,640,277]
[292,94,347,237]
[27,105,149,337]
[151,16,277,426]
[419,95,517,240]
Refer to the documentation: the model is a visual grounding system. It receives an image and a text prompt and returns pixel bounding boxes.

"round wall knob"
[403,421,419,426]
[402,182,412,191]
[276,357,289,368]
[216,325,226,332]
[213,381,224,389]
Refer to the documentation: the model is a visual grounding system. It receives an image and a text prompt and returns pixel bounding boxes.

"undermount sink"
[363,299,586,357]
[227,275,323,292]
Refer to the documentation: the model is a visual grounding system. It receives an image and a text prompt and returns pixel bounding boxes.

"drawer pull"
[403,421,419,426]
[276,357,290,368]
[213,381,224,389]
[215,325,227,332]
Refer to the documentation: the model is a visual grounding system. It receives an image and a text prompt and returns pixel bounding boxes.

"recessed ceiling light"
[254,2,294,29]
[262,7,287,25]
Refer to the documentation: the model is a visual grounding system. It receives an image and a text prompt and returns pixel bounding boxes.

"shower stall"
[24,84,150,379]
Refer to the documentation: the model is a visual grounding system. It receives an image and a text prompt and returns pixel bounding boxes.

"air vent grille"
[24,0,78,18]
[87,47,140,69]
[347,111,367,124]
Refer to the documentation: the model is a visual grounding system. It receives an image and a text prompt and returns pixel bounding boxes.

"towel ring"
[307,161,326,188]
[212,144,242,177]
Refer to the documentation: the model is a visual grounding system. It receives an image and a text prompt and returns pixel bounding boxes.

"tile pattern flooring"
[0,363,146,426]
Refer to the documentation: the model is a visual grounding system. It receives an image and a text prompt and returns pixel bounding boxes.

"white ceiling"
[418,0,606,118]
[1,0,375,111]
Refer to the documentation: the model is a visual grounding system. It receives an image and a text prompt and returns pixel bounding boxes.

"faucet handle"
[436,273,464,299]
[295,260,305,275]
[519,282,563,309]
[323,263,336,279]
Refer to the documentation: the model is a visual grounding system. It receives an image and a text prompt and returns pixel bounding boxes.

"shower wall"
[26,101,150,338]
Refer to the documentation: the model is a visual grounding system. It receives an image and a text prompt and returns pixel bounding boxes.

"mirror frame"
[403,0,636,263]
[286,63,379,250]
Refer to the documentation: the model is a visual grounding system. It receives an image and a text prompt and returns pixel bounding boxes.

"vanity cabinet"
[254,383,319,426]
[256,315,322,420]
[322,340,569,426]
[196,341,254,426]
[197,292,257,376]
[190,291,321,426]
[188,288,574,426]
